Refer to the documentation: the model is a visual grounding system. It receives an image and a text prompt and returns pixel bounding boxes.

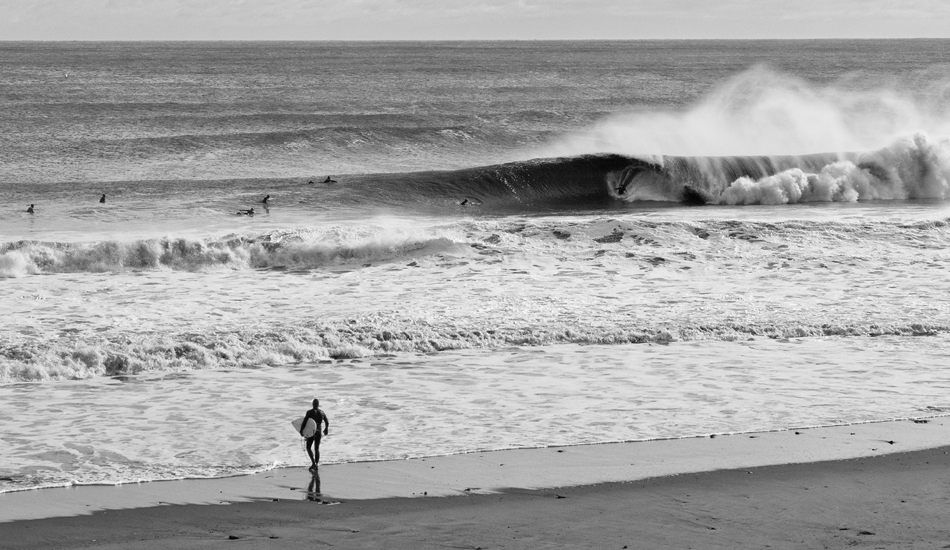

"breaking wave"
[337,134,950,210]
[0,228,459,276]
[615,133,950,205]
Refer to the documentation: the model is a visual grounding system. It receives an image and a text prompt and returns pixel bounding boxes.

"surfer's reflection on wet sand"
[306,470,321,501]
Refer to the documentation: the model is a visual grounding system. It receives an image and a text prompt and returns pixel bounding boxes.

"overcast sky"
[3,0,950,41]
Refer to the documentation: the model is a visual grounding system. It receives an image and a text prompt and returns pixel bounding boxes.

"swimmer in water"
[27,204,34,214]
[322,176,337,183]
[237,208,255,216]
[99,194,106,203]
[261,195,270,205]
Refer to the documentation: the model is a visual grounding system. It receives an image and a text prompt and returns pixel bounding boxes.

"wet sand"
[4,418,950,549]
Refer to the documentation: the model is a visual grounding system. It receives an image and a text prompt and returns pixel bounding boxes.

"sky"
[2,0,950,41]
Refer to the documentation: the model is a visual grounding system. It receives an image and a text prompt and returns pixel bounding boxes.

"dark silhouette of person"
[300,398,330,471]
[27,204,34,214]
[322,176,337,183]
[237,208,254,216]
[307,180,314,184]
[99,194,106,203]
[261,195,270,205]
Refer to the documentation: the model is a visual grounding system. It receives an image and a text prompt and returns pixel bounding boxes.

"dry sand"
[3,419,950,549]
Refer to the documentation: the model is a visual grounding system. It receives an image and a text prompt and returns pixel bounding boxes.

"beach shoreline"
[3,417,950,548]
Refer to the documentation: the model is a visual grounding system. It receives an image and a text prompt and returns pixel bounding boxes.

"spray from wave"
[540,64,950,158]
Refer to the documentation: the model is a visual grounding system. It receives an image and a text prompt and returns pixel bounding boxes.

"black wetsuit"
[301,408,329,468]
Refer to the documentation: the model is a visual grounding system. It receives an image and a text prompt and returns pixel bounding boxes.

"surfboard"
[292,417,318,438]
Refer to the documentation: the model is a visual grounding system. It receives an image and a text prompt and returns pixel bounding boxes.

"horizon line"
[3,37,950,43]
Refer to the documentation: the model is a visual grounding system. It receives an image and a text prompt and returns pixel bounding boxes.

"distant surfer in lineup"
[27,204,34,214]
[99,194,106,203]
[237,208,254,216]
[322,176,337,183]
[261,195,270,205]
[300,398,330,470]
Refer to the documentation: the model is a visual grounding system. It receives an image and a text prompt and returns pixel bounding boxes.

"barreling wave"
[0,228,458,276]
[334,133,950,211]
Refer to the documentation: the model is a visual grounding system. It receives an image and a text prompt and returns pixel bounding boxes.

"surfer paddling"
[300,399,330,470]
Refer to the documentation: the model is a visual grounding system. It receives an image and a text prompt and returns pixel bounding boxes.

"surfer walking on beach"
[301,399,330,470]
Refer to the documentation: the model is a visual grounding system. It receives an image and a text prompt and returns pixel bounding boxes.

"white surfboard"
[292,417,318,438]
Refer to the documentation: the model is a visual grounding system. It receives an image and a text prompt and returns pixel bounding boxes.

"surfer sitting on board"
[301,399,330,470]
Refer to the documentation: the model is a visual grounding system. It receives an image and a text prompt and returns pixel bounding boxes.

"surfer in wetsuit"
[261,195,270,205]
[99,194,106,203]
[301,398,330,470]
[322,176,337,183]
[27,204,34,214]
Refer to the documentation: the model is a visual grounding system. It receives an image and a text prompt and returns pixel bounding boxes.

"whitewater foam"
[3,213,949,382]
[0,227,464,275]
[716,134,950,205]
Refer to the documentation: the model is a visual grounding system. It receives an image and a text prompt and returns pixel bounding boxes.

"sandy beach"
[4,418,950,549]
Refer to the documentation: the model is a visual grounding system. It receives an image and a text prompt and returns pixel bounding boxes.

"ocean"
[2,40,950,494]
